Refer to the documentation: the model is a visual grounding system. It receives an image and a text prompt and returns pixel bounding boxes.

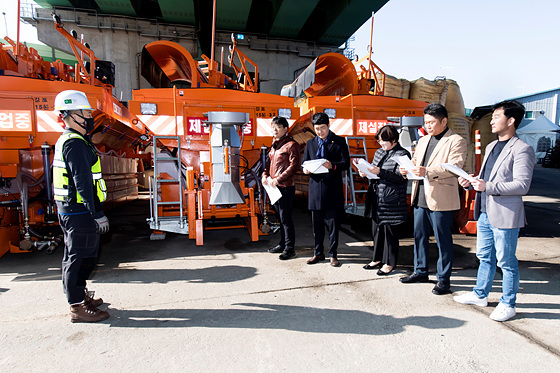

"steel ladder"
[344,136,370,216]
[148,135,188,239]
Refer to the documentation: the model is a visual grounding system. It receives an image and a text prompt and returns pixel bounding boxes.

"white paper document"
[439,163,477,182]
[395,155,424,180]
[263,177,282,205]
[302,159,329,174]
[353,158,379,179]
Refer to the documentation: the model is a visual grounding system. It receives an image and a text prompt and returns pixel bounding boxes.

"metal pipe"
[173,85,178,136]
[368,12,374,78]
[45,235,63,254]
[223,142,230,174]
[41,143,54,215]
[210,0,216,71]
[220,46,224,73]
[260,145,268,215]
[16,0,21,59]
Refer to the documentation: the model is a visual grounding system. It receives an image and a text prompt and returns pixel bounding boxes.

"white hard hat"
[54,90,92,111]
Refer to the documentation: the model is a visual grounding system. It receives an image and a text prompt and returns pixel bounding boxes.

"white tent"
[517,115,560,163]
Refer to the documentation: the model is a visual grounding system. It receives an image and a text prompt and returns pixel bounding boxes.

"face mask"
[71,111,95,133]
[83,117,95,133]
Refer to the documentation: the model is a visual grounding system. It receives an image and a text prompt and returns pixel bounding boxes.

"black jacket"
[302,131,350,211]
[364,144,409,225]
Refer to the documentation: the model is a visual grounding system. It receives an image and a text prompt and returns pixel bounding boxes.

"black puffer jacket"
[364,143,410,225]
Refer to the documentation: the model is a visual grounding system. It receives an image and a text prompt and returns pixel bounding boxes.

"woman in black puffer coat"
[359,125,410,275]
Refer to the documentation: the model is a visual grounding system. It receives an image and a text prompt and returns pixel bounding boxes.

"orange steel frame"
[131,37,292,244]
[0,18,149,258]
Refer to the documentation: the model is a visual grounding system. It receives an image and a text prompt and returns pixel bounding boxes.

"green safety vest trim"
[53,132,107,204]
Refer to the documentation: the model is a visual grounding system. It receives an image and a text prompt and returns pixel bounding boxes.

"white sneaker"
[489,302,516,322]
[453,292,488,307]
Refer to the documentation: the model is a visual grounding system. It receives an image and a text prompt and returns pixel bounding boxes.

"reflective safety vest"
[53,132,107,204]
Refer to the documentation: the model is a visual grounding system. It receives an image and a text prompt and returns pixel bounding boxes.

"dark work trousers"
[272,186,296,252]
[371,221,400,267]
[59,213,100,304]
[413,206,454,282]
[311,209,340,258]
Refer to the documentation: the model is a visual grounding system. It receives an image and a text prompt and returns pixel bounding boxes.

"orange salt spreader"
[0,14,150,258]
[130,34,298,245]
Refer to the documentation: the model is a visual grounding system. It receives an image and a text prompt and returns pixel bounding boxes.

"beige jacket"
[410,128,467,211]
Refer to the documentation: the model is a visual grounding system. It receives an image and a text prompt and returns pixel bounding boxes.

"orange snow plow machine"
[0,15,150,258]
[130,35,296,244]
[128,35,447,245]
[283,53,427,217]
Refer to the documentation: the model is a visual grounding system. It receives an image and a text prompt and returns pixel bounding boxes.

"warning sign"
[356,120,388,136]
[186,117,210,136]
[0,110,33,131]
[186,117,253,136]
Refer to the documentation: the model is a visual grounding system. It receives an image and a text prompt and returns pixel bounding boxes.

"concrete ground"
[1,165,559,372]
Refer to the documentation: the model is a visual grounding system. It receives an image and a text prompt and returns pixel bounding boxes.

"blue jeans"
[473,213,520,307]
[413,207,454,282]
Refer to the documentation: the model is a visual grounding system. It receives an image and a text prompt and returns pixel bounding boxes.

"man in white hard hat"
[53,90,110,323]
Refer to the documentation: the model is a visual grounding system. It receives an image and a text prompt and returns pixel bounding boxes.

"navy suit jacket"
[302,131,350,211]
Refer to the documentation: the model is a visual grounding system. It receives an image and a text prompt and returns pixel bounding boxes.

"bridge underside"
[34,0,389,54]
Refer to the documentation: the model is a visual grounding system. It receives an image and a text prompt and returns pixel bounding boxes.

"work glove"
[94,215,110,234]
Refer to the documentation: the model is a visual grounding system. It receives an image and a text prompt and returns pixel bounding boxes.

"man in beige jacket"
[399,103,467,295]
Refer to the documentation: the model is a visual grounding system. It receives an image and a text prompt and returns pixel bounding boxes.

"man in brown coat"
[262,116,300,260]
[399,103,467,295]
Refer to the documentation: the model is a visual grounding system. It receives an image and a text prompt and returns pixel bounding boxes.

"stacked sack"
[377,73,473,172]
[409,77,473,173]
[376,72,410,99]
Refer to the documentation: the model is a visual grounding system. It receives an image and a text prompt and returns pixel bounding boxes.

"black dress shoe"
[363,262,382,270]
[279,250,295,260]
[399,272,430,283]
[377,267,394,276]
[432,281,451,295]
[268,245,283,253]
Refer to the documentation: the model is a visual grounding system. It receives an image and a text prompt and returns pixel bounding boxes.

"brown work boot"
[84,288,103,307]
[306,253,326,265]
[70,302,110,323]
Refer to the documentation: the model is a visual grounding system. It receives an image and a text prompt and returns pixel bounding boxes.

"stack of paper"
[395,156,424,180]
[439,163,477,182]
[302,159,329,174]
[353,158,379,179]
[262,176,282,204]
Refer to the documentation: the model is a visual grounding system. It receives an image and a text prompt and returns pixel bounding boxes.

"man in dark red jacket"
[262,116,300,260]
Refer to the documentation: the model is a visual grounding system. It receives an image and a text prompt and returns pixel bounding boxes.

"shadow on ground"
[106,302,465,332]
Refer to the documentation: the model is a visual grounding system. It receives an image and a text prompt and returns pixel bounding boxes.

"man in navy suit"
[454,100,535,322]
[302,112,350,266]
